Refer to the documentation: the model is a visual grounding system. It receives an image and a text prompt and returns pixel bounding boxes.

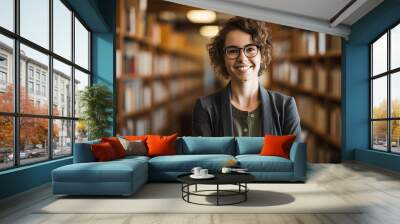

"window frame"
[370,20,400,154]
[0,0,92,171]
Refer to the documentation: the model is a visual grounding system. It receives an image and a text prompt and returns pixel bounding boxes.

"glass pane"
[75,120,88,143]
[391,24,400,70]
[20,0,49,49]
[53,59,72,117]
[391,120,400,153]
[20,117,49,165]
[53,0,72,60]
[391,72,400,118]
[372,77,387,119]
[0,116,13,170]
[74,17,89,70]
[0,0,14,31]
[53,119,72,158]
[0,34,14,112]
[372,33,387,76]
[74,69,89,118]
[372,121,388,151]
[20,44,49,115]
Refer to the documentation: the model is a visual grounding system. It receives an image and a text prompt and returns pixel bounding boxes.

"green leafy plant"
[79,84,113,140]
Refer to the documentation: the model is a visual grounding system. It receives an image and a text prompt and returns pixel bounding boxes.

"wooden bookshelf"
[116,0,206,135]
[267,25,342,163]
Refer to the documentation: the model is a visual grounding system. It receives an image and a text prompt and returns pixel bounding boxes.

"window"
[371,23,400,154]
[0,71,6,84]
[42,85,46,97]
[0,55,7,67]
[36,83,40,95]
[28,81,34,94]
[28,67,34,80]
[0,0,91,171]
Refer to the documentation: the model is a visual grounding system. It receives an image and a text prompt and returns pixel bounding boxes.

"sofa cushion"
[179,137,235,155]
[101,137,127,158]
[91,142,118,161]
[118,137,147,156]
[236,155,293,172]
[260,135,296,159]
[148,154,235,172]
[235,137,263,155]
[146,134,178,157]
[52,159,147,183]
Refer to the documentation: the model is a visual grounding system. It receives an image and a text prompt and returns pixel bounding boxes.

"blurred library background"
[116,0,342,163]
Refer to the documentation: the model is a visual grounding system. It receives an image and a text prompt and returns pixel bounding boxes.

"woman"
[192,16,301,140]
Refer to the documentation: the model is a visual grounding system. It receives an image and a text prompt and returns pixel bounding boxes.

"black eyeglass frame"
[223,44,260,59]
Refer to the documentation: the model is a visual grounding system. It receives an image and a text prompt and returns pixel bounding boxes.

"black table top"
[177,172,255,185]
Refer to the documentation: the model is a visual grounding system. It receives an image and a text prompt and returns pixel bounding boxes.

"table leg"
[195,184,197,192]
[217,184,219,206]
[245,183,247,201]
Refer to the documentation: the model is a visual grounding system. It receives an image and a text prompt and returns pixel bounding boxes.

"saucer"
[190,174,215,179]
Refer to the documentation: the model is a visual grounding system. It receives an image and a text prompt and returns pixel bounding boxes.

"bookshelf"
[116,0,206,135]
[266,25,342,163]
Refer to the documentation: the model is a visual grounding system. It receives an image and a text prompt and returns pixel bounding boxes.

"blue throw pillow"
[180,137,235,155]
[235,137,264,155]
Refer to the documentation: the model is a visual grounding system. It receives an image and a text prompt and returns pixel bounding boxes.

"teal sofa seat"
[148,154,235,181]
[52,136,307,196]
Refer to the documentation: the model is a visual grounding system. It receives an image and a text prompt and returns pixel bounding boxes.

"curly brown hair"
[207,17,272,79]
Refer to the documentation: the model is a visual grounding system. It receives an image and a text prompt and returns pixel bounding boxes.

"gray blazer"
[192,82,302,141]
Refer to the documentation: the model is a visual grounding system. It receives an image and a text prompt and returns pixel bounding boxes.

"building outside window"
[370,22,400,154]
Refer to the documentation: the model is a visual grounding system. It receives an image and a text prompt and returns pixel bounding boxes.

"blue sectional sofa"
[52,137,306,196]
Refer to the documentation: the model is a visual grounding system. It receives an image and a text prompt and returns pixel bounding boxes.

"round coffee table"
[177,172,255,206]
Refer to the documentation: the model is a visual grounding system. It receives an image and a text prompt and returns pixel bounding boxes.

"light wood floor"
[1,162,400,224]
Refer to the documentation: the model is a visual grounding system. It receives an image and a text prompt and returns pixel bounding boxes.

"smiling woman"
[192,17,301,139]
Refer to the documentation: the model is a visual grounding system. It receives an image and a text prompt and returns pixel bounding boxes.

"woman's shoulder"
[196,88,226,105]
[262,88,295,106]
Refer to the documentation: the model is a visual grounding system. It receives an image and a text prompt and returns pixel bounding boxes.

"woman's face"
[223,30,261,82]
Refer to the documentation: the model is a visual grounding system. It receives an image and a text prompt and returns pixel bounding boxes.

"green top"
[231,103,262,137]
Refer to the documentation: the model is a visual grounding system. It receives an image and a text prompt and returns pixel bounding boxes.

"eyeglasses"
[223,44,259,59]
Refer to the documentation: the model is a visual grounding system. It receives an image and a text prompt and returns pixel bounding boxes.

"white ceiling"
[164,0,384,38]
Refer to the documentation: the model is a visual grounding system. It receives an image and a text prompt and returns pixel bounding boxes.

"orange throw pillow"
[91,142,117,161]
[146,133,177,157]
[124,135,148,141]
[101,137,127,158]
[260,134,296,159]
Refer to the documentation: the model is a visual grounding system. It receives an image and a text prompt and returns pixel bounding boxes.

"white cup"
[200,169,208,176]
[221,167,232,174]
[191,167,202,176]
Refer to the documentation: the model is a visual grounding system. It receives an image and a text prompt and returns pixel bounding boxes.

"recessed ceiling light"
[200,25,219,37]
[187,10,216,23]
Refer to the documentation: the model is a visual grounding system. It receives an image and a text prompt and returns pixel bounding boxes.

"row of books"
[153,81,169,103]
[124,118,150,136]
[123,77,203,113]
[296,96,341,143]
[169,77,203,97]
[272,63,341,98]
[122,42,202,77]
[152,108,167,133]
[306,134,341,163]
[292,31,341,56]
[124,80,151,112]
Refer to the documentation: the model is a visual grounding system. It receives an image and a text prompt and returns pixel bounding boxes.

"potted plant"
[79,84,113,140]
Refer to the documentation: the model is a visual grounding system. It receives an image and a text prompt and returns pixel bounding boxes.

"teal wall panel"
[343,0,400,171]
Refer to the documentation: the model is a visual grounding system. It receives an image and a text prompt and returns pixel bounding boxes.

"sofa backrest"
[177,137,236,155]
[235,137,264,155]
[73,139,100,163]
